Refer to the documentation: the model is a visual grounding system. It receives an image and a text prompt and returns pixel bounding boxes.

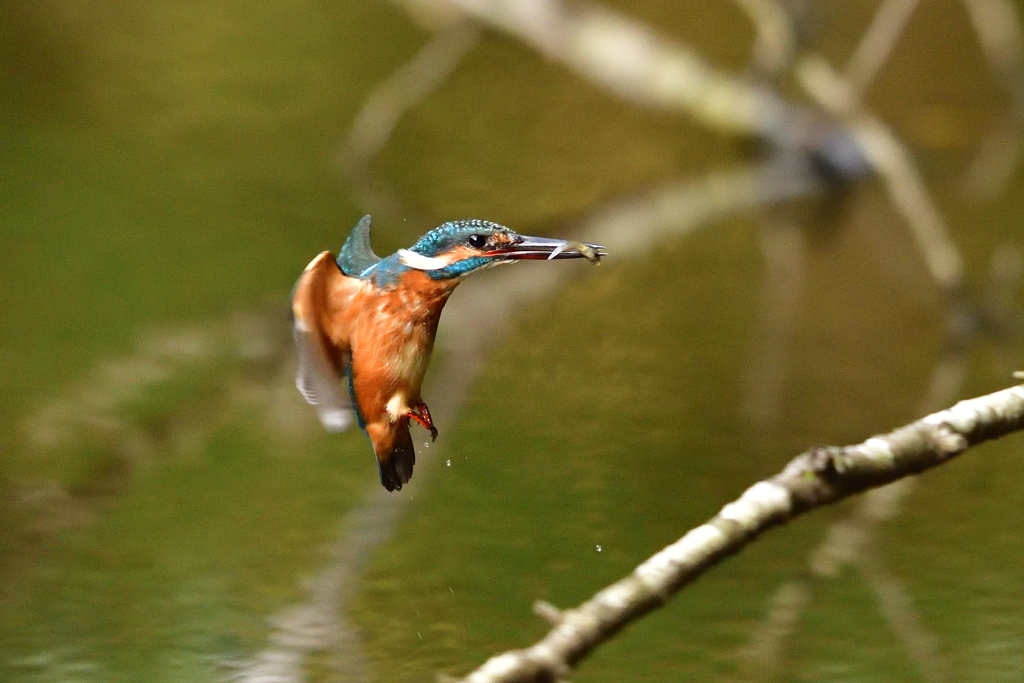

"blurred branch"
[844,0,920,96]
[796,56,966,293]
[575,154,821,256]
[963,112,1024,199]
[963,0,1024,105]
[338,20,481,218]
[731,0,799,78]
[961,0,1024,198]
[454,382,1024,683]
[740,216,807,428]
[984,243,1024,337]
[391,0,867,175]
[859,547,948,683]
[732,1,808,431]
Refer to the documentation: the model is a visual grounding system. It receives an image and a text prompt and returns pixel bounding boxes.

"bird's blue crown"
[409,219,508,257]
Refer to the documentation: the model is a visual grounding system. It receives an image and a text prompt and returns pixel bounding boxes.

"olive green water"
[3,2,1024,682]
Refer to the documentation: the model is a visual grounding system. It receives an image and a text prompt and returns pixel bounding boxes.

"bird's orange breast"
[336,269,455,428]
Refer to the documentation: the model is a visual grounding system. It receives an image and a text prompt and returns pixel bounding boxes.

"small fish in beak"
[484,235,606,264]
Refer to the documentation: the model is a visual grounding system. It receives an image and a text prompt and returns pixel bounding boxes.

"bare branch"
[796,56,966,293]
[454,382,1024,682]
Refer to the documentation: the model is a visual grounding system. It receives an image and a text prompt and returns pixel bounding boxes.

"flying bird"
[292,216,604,491]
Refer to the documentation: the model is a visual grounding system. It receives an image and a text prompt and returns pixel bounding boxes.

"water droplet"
[446,460,451,467]
[596,545,602,552]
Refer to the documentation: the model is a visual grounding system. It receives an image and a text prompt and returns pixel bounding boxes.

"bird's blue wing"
[337,215,382,278]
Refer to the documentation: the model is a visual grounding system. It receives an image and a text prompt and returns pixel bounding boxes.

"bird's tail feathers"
[376,424,416,491]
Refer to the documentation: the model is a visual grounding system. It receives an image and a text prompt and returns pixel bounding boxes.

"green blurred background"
[2,1,1023,681]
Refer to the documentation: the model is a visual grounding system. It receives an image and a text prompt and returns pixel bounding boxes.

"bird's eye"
[466,234,487,249]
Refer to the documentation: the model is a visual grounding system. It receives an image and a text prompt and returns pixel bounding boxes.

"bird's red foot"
[406,402,438,441]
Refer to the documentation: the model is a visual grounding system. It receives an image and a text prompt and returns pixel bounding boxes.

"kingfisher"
[292,216,604,491]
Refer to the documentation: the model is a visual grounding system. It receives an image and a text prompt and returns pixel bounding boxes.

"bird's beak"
[484,236,606,263]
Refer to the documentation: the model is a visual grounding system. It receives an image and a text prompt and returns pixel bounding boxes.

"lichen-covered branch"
[454,382,1024,683]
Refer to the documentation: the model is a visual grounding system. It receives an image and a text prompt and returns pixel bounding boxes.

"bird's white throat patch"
[397,249,447,271]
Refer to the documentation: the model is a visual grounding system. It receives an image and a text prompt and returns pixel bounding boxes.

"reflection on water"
[2,2,1024,683]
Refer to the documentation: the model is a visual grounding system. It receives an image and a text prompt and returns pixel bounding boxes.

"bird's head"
[397,219,604,280]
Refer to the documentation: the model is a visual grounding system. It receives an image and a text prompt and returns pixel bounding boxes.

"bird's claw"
[407,402,438,442]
